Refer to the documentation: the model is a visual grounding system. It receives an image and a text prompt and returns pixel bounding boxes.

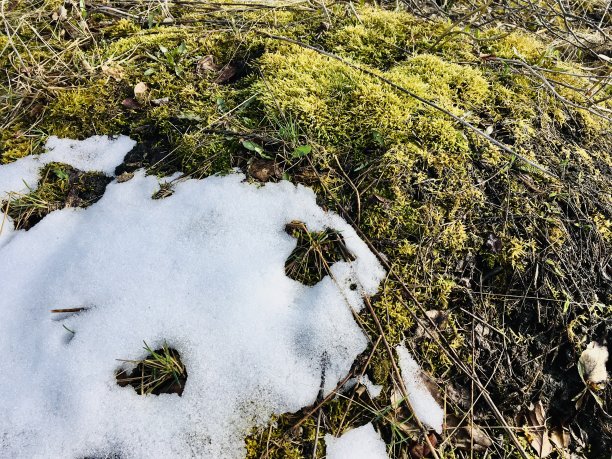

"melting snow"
[0,137,385,457]
[396,345,444,434]
[343,374,383,398]
[325,423,388,459]
[0,135,135,197]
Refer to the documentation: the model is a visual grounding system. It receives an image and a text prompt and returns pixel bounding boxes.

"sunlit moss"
[2,2,611,456]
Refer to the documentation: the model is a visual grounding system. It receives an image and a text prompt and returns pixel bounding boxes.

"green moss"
[482,30,547,61]
[3,2,611,456]
[44,81,127,138]
[325,6,474,67]
[0,126,46,163]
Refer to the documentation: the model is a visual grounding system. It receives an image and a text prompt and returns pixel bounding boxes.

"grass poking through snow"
[116,342,187,396]
[284,220,355,286]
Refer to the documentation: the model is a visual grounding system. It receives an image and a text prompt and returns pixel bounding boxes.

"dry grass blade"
[116,342,188,396]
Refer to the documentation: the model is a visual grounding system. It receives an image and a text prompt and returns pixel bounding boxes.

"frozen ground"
[0,137,387,457]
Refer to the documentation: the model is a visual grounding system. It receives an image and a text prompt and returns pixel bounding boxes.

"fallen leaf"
[101,63,125,81]
[550,426,570,458]
[525,401,553,458]
[116,172,134,183]
[196,55,218,74]
[578,341,609,390]
[133,82,148,102]
[121,98,142,110]
[214,64,238,84]
[248,159,280,182]
[446,415,492,452]
[292,167,318,184]
[409,433,438,458]
[415,310,448,339]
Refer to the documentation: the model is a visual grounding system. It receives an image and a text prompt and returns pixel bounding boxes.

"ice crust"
[396,345,444,434]
[0,135,135,197]
[325,423,388,459]
[0,137,385,458]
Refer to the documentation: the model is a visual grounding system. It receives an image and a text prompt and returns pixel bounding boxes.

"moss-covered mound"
[1,1,610,458]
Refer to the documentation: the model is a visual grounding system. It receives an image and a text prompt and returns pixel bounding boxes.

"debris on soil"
[445,415,493,452]
[1,0,611,457]
[525,401,554,458]
[247,158,280,182]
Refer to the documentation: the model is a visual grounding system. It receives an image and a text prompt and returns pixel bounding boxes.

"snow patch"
[0,144,385,458]
[325,423,387,459]
[396,345,444,434]
[0,213,14,248]
[0,135,134,197]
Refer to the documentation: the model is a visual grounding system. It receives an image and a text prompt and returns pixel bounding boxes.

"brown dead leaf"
[248,159,280,182]
[550,426,570,459]
[525,401,553,458]
[29,103,45,118]
[446,415,492,452]
[409,433,438,458]
[121,98,142,110]
[214,64,238,84]
[116,172,134,183]
[292,167,319,184]
[415,310,448,340]
[133,82,148,103]
[196,55,218,74]
[101,63,125,81]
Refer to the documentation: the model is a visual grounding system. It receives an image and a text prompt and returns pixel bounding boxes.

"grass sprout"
[116,342,187,396]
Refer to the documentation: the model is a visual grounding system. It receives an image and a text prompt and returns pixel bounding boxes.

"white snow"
[0,136,385,458]
[325,423,388,459]
[0,135,134,197]
[396,345,444,434]
[0,213,14,248]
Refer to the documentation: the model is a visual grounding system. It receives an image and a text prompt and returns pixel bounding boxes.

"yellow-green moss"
[44,81,127,138]
[2,2,611,456]
[325,6,475,67]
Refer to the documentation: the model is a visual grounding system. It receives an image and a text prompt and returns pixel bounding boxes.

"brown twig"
[50,307,87,313]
